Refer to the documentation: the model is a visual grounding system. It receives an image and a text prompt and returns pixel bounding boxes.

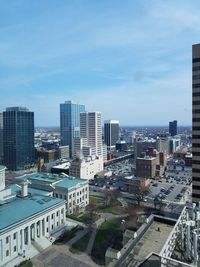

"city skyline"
[0,0,199,126]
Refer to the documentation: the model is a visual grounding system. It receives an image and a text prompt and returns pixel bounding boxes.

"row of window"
[193,75,200,80]
[193,83,200,88]
[193,66,200,71]
[193,160,200,165]
[192,168,200,173]
[193,58,200,63]
[193,118,200,122]
[193,92,200,97]
[6,246,17,257]
[193,100,200,105]
[192,135,200,139]
[193,126,200,131]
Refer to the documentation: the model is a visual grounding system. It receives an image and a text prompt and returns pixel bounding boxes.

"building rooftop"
[130,221,173,263]
[55,177,88,189]
[17,172,88,189]
[0,195,65,232]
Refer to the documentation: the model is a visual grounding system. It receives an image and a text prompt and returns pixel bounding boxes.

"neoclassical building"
[0,166,66,267]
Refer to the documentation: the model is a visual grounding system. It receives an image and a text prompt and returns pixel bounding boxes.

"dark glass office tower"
[60,101,85,158]
[3,107,34,171]
[192,44,200,202]
[104,120,119,150]
[169,120,177,136]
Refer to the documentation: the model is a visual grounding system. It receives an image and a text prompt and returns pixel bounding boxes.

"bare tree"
[103,188,120,207]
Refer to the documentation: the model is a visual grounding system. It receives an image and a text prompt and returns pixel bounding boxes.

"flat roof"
[0,195,65,231]
[17,172,88,189]
[55,178,88,189]
[17,172,62,184]
[131,221,173,263]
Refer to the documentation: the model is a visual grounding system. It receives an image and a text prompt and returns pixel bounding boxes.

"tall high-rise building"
[60,101,85,158]
[3,107,34,171]
[169,120,177,136]
[192,44,200,202]
[0,113,3,164]
[104,120,119,151]
[79,112,103,157]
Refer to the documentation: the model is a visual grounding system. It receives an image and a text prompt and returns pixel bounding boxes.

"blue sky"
[0,0,199,126]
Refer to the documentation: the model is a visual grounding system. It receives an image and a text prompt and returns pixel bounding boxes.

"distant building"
[134,137,156,163]
[79,111,103,157]
[169,120,177,136]
[35,148,59,163]
[102,143,108,162]
[59,145,69,159]
[136,156,157,179]
[69,156,103,180]
[156,136,169,153]
[60,100,85,158]
[104,120,119,151]
[3,107,35,171]
[192,43,200,202]
[116,140,127,152]
[169,137,181,154]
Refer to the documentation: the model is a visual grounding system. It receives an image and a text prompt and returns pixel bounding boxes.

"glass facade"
[60,101,85,158]
[3,107,34,171]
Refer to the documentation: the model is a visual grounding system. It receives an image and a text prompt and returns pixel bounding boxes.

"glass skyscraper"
[60,101,85,158]
[3,107,35,171]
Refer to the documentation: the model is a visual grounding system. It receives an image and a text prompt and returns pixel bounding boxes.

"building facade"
[169,120,177,136]
[17,172,89,215]
[60,101,85,158]
[69,156,104,180]
[104,120,119,151]
[3,107,34,171]
[192,44,200,202]
[0,166,66,267]
[79,112,103,157]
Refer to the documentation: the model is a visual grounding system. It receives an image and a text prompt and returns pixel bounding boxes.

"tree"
[103,188,120,207]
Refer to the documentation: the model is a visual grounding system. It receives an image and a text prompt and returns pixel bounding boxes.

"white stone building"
[69,156,104,180]
[0,166,66,267]
[17,172,89,215]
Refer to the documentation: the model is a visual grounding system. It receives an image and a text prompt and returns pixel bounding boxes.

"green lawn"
[89,195,105,204]
[70,232,91,253]
[91,218,123,265]
[18,260,33,267]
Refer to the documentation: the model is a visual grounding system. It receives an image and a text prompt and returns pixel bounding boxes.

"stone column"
[39,220,42,238]
[0,239,3,262]
[21,229,24,250]
[27,226,31,246]
[34,223,37,241]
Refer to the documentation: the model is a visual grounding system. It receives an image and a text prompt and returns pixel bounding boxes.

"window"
[69,194,72,199]
[51,214,54,219]
[6,237,9,244]
[57,211,59,216]
[46,217,49,222]
[56,193,58,198]
[46,228,49,233]
[14,246,17,252]
[6,250,9,257]
[52,225,54,230]
[13,233,17,240]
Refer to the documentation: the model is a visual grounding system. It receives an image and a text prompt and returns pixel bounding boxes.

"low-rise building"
[69,156,103,180]
[17,172,89,215]
[0,166,66,267]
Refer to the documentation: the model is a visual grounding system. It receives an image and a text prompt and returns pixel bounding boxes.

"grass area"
[18,260,33,267]
[54,225,83,244]
[70,232,91,253]
[89,195,105,204]
[99,199,124,215]
[91,218,123,265]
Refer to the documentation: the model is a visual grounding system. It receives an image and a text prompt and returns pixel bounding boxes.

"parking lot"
[91,159,192,206]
